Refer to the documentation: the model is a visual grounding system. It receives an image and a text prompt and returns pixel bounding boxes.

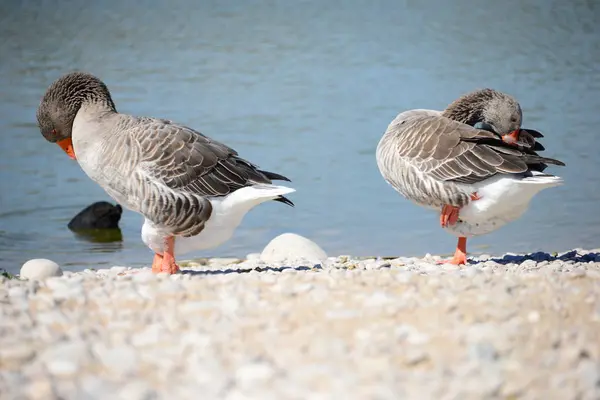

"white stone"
[45,360,78,377]
[527,311,541,323]
[235,361,275,388]
[94,345,138,376]
[260,233,327,264]
[110,266,128,274]
[20,259,63,280]
[246,253,261,261]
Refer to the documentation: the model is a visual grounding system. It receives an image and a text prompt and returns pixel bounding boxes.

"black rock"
[68,202,123,231]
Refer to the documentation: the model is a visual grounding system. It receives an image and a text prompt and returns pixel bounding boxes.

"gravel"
[1,249,600,399]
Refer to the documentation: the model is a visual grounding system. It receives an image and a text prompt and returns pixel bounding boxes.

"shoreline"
[1,248,599,399]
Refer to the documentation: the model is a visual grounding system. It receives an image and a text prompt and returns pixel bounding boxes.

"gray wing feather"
[395,115,534,184]
[376,111,564,208]
[106,116,284,237]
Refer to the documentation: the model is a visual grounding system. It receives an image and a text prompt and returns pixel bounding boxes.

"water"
[0,0,599,273]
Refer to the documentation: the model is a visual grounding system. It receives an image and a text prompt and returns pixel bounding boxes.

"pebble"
[20,259,63,280]
[235,361,275,388]
[0,343,35,367]
[260,233,327,263]
[0,249,599,399]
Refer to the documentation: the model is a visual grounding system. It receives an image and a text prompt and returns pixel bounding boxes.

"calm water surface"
[0,0,599,273]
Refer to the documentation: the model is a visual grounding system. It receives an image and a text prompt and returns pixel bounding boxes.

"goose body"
[38,72,295,273]
[376,90,565,264]
[141,184,295,256]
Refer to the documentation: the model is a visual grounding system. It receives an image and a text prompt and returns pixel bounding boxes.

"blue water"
[1,0,599,273]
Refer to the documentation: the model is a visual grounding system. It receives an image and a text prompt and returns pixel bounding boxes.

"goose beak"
[501,129,521,145]
[57,137,76,160]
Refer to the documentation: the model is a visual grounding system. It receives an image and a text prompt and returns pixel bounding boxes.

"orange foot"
[160,236,180,274]
[161,252,180,274]
[437,237,468,265]
[440,204,460,228]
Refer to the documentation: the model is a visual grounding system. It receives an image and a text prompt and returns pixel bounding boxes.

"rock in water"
[260,233,327,264]
[20,259,63,280]
[68,202,122,230]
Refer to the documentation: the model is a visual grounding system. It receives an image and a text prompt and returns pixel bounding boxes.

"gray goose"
[376,89,565,264]
[37,72,295,274]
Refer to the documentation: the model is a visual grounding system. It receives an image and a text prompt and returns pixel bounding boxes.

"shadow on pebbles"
[1,248,600,399]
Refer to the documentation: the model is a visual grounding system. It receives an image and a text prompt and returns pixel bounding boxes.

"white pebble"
[235,362,275,388]
[110,266,128,274]
[8,286,28,299]
[20,259,63,280]
[95,345,138,376]
[45,360,78,377]
[260,233,327,264]
[527,311,541,323]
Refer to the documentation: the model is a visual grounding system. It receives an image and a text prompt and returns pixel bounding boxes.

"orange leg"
[151,253,163,273]
[437,193,480,265]
[160,236,180,274]
[437,237,468,265]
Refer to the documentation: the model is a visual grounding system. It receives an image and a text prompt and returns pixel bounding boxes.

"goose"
[37,72,295,274]
[376,89,565,265]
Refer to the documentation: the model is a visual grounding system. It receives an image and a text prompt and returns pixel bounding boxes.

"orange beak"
[57,138,76,160]
[501,129,520,145]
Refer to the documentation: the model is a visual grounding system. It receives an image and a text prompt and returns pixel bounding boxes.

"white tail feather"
[521,171,564,188]
[221,184,296,211]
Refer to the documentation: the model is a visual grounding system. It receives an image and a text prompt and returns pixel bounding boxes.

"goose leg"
[438,237,468,265]
[160,236,180,274]
[151,253,163,273]
[438,193,481,265]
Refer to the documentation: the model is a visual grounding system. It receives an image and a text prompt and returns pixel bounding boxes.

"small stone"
[25,378,56,400]
[45,360,78,377]
[577,359,600,391]
[94,345,138,376]
[44,277,71,292]
[118,380,156,400]
[110,266,128,274]
[484,260,499,268]
[209,257,242,267]
[364,291,393,307]
[39,341,89,377]
[79,376,118,399]
[20,259,63,280]
[260,233,327,263]
[235,361,275,388]
[470,341,498,362]
[0,343,35,367]
[132,270,156,283]
[527,311,540,323]
[246,253,261,261]
[405,348,428,365]
[8,286,28,299]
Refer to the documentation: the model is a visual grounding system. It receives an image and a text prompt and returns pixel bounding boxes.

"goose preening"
[37,72,295,274]
[376,89,565,265]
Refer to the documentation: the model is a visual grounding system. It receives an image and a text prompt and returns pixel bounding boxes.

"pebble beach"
[1,248,600,400]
